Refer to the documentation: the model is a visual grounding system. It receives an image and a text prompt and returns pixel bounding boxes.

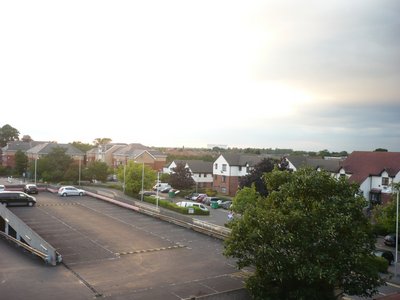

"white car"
[0,185,5,191]
[58,186,85,197]
[176,201,209,212]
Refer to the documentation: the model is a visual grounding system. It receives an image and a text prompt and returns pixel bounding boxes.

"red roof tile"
[341,151,400,184]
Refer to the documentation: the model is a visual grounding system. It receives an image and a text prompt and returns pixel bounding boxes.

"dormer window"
[382,177,389,186]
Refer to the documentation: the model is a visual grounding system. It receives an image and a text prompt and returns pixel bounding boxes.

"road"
[0,190,248,300]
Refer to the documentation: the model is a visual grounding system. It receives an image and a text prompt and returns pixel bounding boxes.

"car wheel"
[62,193,67,197]
[28,202,34,207]
[79,192,83,196]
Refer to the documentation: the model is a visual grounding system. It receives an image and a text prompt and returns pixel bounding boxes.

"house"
[112,143,167,171]
[86,143,127,166]
[1,141,43,168]
[213,153,274,197]
[165,160,214,189]
[283,156,343,175]
[26,142,85,162]
[338,151,400,205]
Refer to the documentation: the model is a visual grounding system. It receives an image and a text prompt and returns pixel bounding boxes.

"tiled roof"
[186,160,213,173]
[2,141,43,152]
[341,151,400,183]
[222,153,273,167]
[26,142,84,156]
[288,156,343,173]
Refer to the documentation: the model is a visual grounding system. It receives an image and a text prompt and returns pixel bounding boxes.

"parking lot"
[0,191,247,300]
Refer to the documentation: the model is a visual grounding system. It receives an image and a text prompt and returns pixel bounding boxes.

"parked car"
[384,233,399,247]
[195,194,207,202]
[153,183,171,191]
[220,200,232,210]
[23,184,38,194]
[185,192,198,200]
[58,186,85,197]
[176,201,209,212]
[374,249,394,265]
[0,191,36,207]
[139,190,156,196]
[0,185,5,191]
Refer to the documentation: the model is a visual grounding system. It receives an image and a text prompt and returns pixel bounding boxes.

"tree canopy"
[238,158,277,197]
[0,124,20,147]
[224,168,383,300]
[168,162,195,190]
[117,161,157,196]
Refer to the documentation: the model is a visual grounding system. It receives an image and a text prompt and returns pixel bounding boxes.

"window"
[239,166,242,171]
[203,174,207,177]
[215,164,218,169]
[222,164,227,172]
[222,176,226,183]
[382,177,389,186]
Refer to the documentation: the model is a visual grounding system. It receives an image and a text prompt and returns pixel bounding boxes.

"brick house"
[1,141,43,168]
[112,143,167,171]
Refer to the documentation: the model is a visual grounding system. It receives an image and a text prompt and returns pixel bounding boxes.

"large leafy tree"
[117,161,156,196]
[372,183,400,234]
[238,158,277,197]
[0,124,20,147]
[83,161,109,182]
[225,168,383,300]
[169,162,195,190]
[14,150,28,176]
[33,147,73,182]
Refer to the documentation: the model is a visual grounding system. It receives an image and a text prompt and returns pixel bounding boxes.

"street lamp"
[394,182,400,273]
[78,157,82,186]
[156,172,160,209]
[141,162,144,201]
[34,157,38,185]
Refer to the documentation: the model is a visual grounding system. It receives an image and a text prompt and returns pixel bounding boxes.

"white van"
[176,201,209,212]
[153,183,172,191]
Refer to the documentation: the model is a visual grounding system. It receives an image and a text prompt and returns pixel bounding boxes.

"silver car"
[58,186,85,197]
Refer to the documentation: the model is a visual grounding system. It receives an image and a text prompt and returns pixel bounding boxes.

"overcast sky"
[1,0,399,152]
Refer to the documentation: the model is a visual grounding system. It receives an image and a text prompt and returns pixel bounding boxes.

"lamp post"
[141,162,144,201]
[156,172,160,209]
[34,158,38,185]
[395,183,400,275]
[123,164,126,193]
[78,157,82,186]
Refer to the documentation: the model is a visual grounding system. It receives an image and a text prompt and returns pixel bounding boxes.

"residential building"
[283,156,343,175]
[26,142,85,162]
[86,143,127,166]
[165,160,214,189]
[112,143,167,171]
[1,141,43,168]
[338,151,400,205]
[213,153,274,196]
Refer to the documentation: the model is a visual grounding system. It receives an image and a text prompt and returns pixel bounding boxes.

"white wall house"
[339,151,400,205]
[165,160,214,189]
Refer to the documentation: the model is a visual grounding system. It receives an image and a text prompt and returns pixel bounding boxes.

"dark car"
[220,200,232,210]
[23,184,38,194]
[384,233,399,247]
[374,249,395,265]
[0,191,36,207]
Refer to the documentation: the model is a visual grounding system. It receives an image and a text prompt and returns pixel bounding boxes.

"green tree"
[34,147,73,182]
[169,162,195,190]
[372,183,400,234]
[117,162,157,196]
[231,185,260,214]
[224,168,383,300]
[84,161,109,182]
[0,124,20,147]
[238,158,277,197]
[14,150,28,177]
[93,138,112,146]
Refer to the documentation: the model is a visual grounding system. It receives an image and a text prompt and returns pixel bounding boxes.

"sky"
[1,0,400,152]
